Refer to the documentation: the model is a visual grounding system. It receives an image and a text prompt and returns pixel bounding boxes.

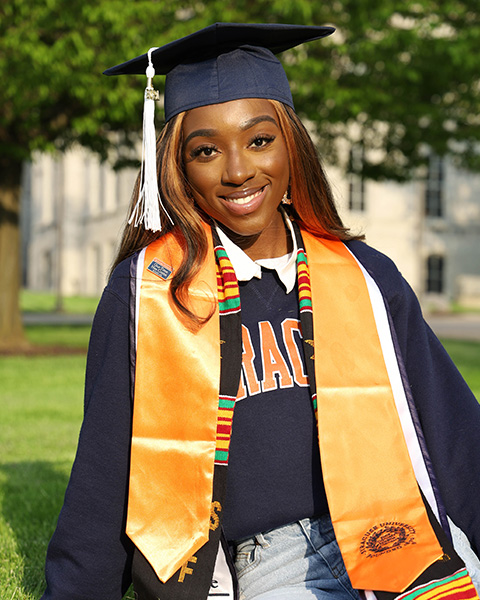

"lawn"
[442,339,480,399]
[0,327,478,598]
[24,325,92,349]
[0,354,87,600]
[21,290,100,315]
[0,326,134,599]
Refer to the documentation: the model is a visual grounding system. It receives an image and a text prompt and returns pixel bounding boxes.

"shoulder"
[345,240,415,312]
[104,230,185,307]
[345,239,400,282]
[103,252,140,306]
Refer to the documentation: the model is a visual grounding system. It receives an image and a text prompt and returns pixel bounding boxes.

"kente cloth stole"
[128,226,242,600]
[127,224,478,600]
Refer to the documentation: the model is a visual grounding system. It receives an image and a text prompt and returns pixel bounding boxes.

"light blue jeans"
[232,515,361,600]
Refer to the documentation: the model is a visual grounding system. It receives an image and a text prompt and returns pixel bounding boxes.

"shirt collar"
[215,212,298,294]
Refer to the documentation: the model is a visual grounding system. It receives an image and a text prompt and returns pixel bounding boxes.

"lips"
[219,185,268,214]
[221,186,266,205]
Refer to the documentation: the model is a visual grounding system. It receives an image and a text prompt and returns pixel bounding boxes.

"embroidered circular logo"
[360,522,416,557]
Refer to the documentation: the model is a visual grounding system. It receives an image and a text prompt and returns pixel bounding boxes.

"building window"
[426,255,444,293]
[99,164,106,213]
[348,145,365,212]
[425,155,444,217]
[85,156,94,216]
[42,250,54,291]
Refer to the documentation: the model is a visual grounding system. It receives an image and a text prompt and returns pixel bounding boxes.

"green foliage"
[0,0,478,178]
[1,0,176,163]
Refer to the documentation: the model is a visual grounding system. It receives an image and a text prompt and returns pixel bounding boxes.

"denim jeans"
[231,514,361,600]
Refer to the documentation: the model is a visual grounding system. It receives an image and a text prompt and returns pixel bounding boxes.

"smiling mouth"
[222,186,266,205]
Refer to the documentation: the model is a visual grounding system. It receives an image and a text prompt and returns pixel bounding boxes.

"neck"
[216,215,292,261]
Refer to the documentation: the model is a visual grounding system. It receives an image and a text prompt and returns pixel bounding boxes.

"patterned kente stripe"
[215,245,241,315]
[296,248,312,313]
[395,568,479,600]
[214,395,236,465]
[295,243,317,423]
[214,244,241,464]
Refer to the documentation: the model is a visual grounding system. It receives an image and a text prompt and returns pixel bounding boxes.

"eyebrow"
[183,115,279,146]
[240,115,278,130]
[184,128,217,146]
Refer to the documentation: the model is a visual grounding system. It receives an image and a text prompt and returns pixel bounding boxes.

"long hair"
[111,100,362,324]
[111,112,211,325]
[269,100,360,240]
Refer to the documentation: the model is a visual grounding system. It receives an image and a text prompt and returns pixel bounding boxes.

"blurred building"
[330,154,480,310]
[21,149,137,297]
[21,149,480,309]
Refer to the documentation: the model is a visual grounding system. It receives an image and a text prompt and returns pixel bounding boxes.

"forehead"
[182,98,279,135]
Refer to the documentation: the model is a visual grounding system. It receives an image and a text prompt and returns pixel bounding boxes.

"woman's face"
[182,98,291,260]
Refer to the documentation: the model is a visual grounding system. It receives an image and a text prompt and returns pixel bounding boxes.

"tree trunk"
[0,158,29,350]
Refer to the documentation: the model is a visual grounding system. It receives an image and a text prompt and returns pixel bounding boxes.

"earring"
[281,188,292,205]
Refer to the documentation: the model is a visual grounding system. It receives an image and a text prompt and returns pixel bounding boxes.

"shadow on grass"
[0,461,136,600]
[0,460,69,598]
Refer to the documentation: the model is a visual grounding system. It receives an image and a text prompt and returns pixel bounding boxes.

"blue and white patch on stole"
[147,257,174,280]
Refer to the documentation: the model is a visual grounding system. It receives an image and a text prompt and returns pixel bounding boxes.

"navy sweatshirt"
[222,268,327,540]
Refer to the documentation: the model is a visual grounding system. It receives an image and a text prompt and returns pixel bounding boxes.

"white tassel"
[128,47,173,232]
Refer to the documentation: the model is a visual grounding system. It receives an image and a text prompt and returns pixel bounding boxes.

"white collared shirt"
[215,213,298,294]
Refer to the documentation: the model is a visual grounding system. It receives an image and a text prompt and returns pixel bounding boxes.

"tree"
[0,0,187,348]
[1,0,479,348]
[295,0,480,181]
[180,0,480,179]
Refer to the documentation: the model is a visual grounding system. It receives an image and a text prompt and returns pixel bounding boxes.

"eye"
[190,145,218,160]
[249,134,275,149]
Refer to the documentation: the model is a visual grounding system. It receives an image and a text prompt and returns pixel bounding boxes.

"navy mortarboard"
[104,22,335,121]
[104,22,335,231]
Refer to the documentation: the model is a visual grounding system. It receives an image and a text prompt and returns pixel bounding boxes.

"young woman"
[42,23,480,600]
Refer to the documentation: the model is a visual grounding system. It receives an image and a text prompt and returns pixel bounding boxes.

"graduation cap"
[104,22,335,231]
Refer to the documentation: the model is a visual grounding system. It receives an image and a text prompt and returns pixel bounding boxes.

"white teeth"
[225,188,263,205]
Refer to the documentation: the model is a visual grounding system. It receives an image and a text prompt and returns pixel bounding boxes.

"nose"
[221,149,255,186]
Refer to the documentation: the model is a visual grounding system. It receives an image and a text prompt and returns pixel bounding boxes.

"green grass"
[0,355,86,599]
[450,302,480,315]
[0,354,135,599]
[441,339,480,399]
[25,325,92,349]
[21,290,99,315]
[0,337,478,598]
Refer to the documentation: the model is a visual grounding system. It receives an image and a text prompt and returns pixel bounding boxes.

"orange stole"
[128,225,444,591]
[302,231,443,593]
[126,228,220,583]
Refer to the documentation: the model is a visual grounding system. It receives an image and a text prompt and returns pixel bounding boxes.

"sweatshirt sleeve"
[387,270,480,559]
[348,240,480,559]
[42,261,135,600]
